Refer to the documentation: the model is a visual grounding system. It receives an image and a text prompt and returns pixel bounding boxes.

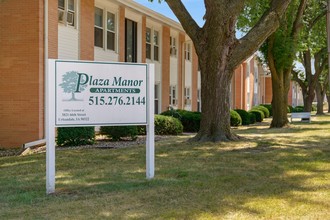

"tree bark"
[164,0,291,141]
[315,81,325,114]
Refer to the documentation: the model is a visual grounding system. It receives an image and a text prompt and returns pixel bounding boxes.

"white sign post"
[46,60,154,194]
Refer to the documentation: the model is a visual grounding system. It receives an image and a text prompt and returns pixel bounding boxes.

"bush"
[252,105,270,118]
[288,105,293,113]
[100,126,138,141]
[234,109,251,125]
[161,109,200,132]
[260,104,272,116]
[249,109,264,122]
[312,104,317,111]
[57,127,95,147]
[154,115,183,135]
[292,106,304,113]
[230,110,242,126]
[249,112,256,124]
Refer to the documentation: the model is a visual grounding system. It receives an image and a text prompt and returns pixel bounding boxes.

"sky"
[133,0,206,27]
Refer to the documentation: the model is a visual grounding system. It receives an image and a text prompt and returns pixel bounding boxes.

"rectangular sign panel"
[54,60,148,126]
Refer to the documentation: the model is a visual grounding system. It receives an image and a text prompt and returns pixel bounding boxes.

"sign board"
[46,60,155,194]
[55,61,148,126]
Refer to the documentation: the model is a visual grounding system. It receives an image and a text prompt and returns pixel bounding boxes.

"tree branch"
[291,0,307,39]
[308,10,327,29]
[165,0,201,46]
[229,0,291,69]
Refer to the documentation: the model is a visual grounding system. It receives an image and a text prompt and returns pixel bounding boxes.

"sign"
[46,60,155,194]
[55,61,148,126]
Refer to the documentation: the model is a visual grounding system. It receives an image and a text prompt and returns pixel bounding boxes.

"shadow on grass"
[1,120,329,219]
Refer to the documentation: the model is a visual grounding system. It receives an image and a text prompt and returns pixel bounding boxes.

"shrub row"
[56,115,183,146]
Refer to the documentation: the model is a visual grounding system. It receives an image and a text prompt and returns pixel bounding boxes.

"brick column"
[0,0,44,148]
[119,6,125,62]
[48,0,58,59]
[141,16,146,63]
[161,25,170,112]
[80,0,94,60]
[191,46,198,111]
[178,32,185,109]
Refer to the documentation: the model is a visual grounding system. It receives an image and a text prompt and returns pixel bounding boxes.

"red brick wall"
[161,25,170,112]
[80,0,94,60]
[48,0,58,59]
[0,0,44,148]
[119,6,125,62]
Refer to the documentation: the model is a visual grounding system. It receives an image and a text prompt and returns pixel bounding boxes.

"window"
[146,28,160,61]
[184,43,191,61]
[169,85,177,106]
[184,87,191,105]
[58,0,75,27]
[94,7,116,51]
[146,28,151,59]
[154,31,159,61]
[125,19,137,62]
[170,36,177,57]
[197,89,201,112]
[94,7,103,48]
[107,12,115,51]
[155,84,160,114]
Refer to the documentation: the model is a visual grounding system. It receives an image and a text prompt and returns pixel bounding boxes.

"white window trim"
[94,5,118,53]
[170,36,177,57]
[58,0,78,29]
[146,27,161,63]
[169,85,178,106]
[184,42,191,61]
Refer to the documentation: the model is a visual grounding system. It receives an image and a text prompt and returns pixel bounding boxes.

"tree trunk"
[270,69,290,127]
[327,94,330,113]
[302,89,315,112]
[191,55,239,142]
[315,82,324,114]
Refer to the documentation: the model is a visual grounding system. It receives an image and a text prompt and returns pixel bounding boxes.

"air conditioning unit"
[67,11,74,26]
[58,8,65,23]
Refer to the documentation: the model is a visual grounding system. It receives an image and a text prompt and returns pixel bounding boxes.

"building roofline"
[116,0,185,33]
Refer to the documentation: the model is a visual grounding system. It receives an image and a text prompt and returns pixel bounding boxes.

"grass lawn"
[1,115,329,219]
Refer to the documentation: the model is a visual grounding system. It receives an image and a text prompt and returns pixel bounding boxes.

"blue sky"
[134,0,206,27]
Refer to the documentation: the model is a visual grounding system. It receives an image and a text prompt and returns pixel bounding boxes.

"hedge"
[154,115,183,135]
[252,105,270,118]
[234,109,251,125]
[161,109,200,132]
[249,109,264,122]
[57,127,95,147]
[230,110,242,126]
[260,104,272,116]
[100,126,138,141]
[249,112,256,124]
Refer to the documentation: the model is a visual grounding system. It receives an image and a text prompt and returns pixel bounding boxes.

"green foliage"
[249,112,257,124]
[100,126,138,141]
[288,105,293,113]
[312,104,317,112]
[230,110,242,127]
[161,109,200,132]
[154,115,183,135]
[249,109,265,122]
[57,127,95,147]
[292,106,304,112]
[252,105,270,118]
[234,109,251,125]
[260,104,273,116]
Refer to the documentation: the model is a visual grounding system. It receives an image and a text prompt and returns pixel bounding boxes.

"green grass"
[1,115,330,219]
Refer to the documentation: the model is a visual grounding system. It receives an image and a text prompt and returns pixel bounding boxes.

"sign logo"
[59,71,87,101]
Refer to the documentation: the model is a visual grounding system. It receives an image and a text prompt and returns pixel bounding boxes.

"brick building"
[1,0,273,148]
